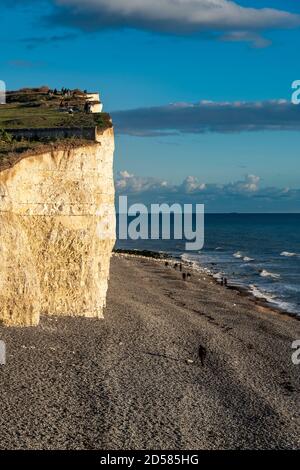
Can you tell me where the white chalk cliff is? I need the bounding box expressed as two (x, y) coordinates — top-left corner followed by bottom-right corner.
(0, 128), (115, 326)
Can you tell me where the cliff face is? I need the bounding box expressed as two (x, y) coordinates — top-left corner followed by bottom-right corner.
(0, 128), (115, 326)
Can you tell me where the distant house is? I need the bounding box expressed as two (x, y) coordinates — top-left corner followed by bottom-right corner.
(86, 92), (103, 113)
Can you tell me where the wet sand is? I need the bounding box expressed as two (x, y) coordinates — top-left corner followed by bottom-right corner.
(0, 253), (299, 449)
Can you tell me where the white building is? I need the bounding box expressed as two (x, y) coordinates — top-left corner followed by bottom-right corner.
(86, 92), (103, 113)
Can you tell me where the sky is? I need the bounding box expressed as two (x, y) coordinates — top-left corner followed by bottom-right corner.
(1, 0), (300, 212)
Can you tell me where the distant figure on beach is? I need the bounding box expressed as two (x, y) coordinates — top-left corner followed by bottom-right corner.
(174, 263), (178, 270)
(165, 261), (169, 267)
(179, 263), (182, 272)
(182, 273), (187, 281)
(198, 345), (207, 366)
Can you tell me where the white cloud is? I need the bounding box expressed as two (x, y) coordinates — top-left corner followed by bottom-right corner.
(119, 170), (134, 179)
(226, 174), (260, 193)
(6, 1), (300, 47)
(116, 171), (300, 212)
(116, 171), (298, 198)
(116, 172), (171, 194)
(220, 31), (272, 48)
(181, 176), (207, 193)
(53, 0), (300, 36)
(116, 171), (300, 211)
(116, 172), (262, 196)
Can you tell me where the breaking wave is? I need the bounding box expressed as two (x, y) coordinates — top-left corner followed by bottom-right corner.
(243, 256), (254, 262)
(259, 269), (280, 279)
(280, 251), (297, 257)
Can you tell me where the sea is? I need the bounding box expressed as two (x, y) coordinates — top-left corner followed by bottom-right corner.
(116, 213), (300, 317)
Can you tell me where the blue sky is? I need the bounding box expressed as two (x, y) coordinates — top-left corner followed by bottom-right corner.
(1, 0), (300, 211)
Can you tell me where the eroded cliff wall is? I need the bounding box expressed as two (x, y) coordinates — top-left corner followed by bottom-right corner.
(0, 128), (115, 326)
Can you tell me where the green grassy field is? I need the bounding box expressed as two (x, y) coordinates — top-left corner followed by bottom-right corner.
(0, 88), (112, 162)
(0, 103), (111, 129)
(1, 88), (112, 129)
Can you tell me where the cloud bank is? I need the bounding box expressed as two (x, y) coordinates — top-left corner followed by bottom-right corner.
(5, 1), (300, 47)
(116, 172), (300, 212)
(111, 100), (300, 136)
(51, 0), (300, 33)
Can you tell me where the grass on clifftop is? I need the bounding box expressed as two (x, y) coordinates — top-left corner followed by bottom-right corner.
(0, 103), (111, 129)
(0, 87), (112, 166)
(2, 88), (112, 129)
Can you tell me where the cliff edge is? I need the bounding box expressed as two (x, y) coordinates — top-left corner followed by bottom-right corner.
(0, 128), (115, 326)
